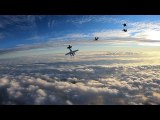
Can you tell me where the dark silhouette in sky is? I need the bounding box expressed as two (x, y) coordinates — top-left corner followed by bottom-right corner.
(95, 37), (99, 41)
(122, 23), (127, 27)
(122, 29), (127, 32)
(65, 45), (78, 56)
(67, 45), (72, 50)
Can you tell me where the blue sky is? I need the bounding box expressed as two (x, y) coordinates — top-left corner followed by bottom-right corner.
(1, 15), (160, 50)
(2, 16), (160, 105)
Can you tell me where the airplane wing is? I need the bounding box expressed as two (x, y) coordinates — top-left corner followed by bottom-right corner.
(65, 52), (71, 55)
(72, 50), (79, 52)
(65, 50), (78, 56)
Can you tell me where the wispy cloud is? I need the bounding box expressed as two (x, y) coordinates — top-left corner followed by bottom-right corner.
(0, 15), (37, 29)
(91, 16), (129, 24)
(47, 33), (92, 41)
(65, 33), (91, 39)
(92, 29), (130, 39)
(48, 19), (55, 29)
(66, 15), (128, 25)
(66, 15), (92, 24)
(138, 42), (160, 46)
(2, 15), (160, 48)
(65, 19), (160, 44)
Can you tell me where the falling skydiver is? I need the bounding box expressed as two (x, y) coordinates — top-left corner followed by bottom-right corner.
(122, 29), (127, 32)
(94, 37), (99, 41)
(122, 23), (127, 27)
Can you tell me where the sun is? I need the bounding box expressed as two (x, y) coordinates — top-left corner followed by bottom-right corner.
(146, 30), (160, 40)
(137, 30), (160, 46)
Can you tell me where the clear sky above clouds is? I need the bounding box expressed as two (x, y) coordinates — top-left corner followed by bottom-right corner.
(1, 15), (160, 50)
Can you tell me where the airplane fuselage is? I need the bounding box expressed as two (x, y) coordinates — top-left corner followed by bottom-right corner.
(65, 49), (78, 56)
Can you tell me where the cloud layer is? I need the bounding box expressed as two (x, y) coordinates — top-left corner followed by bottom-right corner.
(0, 59), (160, 105)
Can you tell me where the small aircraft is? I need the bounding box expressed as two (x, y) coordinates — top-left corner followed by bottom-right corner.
(122, 23), (127, 27)
(95, 37), (99, 41)
(65, 45), (79, 56)
(122, 29), (127, 32)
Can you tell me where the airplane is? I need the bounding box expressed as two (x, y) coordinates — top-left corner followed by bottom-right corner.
(122, 23), (127, 27)
(95, 37), (99, 41)
(122, 29), (127, 32)
(65, 45), (79, 56)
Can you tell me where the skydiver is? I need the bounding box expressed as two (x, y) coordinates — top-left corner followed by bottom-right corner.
(122, 29), (127, 32)
(67, 45), (72, 49)
(122, 23), (127, 27)
(95, 37), (99, 41)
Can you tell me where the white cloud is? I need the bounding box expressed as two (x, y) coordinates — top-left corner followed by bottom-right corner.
(138, 42), (160, 46)
(1, 61), (160, 105)
(131, 29), (160, 40)
(65, 33), (90, 39)
(92, 30), (130, 39)
(75, 68), (94, 73)
(0, 77), (9, 87)
(48, 19), (160, 45)
(67, 15), (129, 25)
(127, 21), (160, 42)
(0, 15), (37, 29)
(48, 19), (160, 46)
(67, 15), (92, 24)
